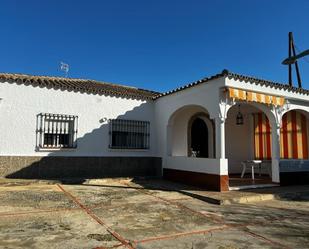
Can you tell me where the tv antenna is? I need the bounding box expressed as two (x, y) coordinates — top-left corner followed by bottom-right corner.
(282, 32), (309, 88)
(60, 62), (69, 77)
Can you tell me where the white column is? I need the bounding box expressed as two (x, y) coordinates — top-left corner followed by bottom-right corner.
(215, 117), (225, 159)
(271, 123), (281, 183)
(215, 117), (228, 177)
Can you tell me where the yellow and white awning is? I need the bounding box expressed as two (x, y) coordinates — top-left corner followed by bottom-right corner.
(228, 88), (247, 101)
(227, 87), (285, 107)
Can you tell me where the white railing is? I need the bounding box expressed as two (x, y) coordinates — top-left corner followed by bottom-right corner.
(164, 156), (227, 175)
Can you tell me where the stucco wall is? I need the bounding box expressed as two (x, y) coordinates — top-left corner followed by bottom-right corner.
(165, 156), (227, 175)
(0, 81), (157, 157)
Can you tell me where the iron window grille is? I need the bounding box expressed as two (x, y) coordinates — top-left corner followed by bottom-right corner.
(109, 119), (150, 149)
(37, 113), (78, 149)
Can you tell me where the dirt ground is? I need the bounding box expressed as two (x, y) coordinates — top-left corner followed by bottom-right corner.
(0, 178), (308, 249)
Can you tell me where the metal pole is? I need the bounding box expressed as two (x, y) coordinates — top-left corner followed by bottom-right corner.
(288, 32), (293, 86)
(290, 33), (302, 88)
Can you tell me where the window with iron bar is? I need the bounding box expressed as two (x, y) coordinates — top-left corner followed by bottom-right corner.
(36, 113), (78, 149)
(109, 119), (150, 149)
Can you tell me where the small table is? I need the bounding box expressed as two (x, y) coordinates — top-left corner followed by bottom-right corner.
(241, 160), (263, 180)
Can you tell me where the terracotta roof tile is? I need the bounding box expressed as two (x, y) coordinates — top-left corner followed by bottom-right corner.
(1, 70), (308, 101)
(155, 69), (309, 99)
(0, 73), (160, 100)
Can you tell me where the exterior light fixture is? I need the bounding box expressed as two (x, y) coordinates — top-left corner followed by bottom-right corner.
(236, 104), (244, 125)
(99, 117), (108, 123)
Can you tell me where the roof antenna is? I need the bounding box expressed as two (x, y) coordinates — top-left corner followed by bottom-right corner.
(282, 32), (309, 88)
(60, 62), (69, 78)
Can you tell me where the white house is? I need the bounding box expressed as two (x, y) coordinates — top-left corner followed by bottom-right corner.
(0, 70), (308, 191)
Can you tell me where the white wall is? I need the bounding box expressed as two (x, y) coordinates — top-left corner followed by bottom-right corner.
(165, 156), (228, 175)
(0, 82), (157, 157)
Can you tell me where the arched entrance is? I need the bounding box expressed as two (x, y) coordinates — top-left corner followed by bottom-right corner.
(225, 103), (275, 189)
(167, 105), (213, 157)
(190, 118), (209, 157)
(165, 105), (222, 191)
(280, 109), (309, 185)
(280, 110), (309, 160)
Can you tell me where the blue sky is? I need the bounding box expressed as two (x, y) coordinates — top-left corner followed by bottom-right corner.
(1, 0), (309, 92)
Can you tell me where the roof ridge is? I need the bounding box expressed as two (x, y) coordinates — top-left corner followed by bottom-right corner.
(1, 70), (308, 100)
(223, 70), (307, 92)
(155, 71), (226, 98)
(0, 72), (160, 100)
(0, 72), (160, 96)
(222, 70), (283, 85)
(0, 72), (90, 82)
(154, 69), (309, 99)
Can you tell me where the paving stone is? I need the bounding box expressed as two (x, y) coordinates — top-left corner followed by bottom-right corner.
(0, 211), (119, 249)
(135, 228), (283, 249)
(0, 179), (308, 249)
(0, 184), (78, 213)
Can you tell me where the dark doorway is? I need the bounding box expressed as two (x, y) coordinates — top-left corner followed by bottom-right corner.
(191, 118), (209, 157)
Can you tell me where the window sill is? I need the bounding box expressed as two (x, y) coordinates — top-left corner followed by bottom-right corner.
(36, 147), (77, 152)
(108, 148), (149, 152)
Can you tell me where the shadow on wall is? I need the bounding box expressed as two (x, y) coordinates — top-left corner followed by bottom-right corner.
(3, 100), (162, 182)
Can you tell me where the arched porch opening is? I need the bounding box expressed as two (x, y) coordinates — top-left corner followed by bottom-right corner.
(280, 109), (309, 185)
(225, 103), (275, 189)
(164, 105), (224, 191)
(167, 105), (214, 158)
(280, 109), (309, 160)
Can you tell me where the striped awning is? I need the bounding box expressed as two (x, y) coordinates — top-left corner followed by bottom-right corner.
(227, 87), (285, 107)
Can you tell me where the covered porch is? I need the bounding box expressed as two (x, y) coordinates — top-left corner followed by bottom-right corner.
(155, 71), (309, 192)
(163, 90), (309, 191)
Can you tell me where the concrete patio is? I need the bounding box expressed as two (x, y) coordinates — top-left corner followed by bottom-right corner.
(0, 178), (308, 249)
